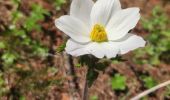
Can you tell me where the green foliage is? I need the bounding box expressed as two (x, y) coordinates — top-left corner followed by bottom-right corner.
(0, 0), (67, 98)
(12, 0), (21, 4)
(0, 73), (4, 86)
(2, 52), (18, 66)
(111, 56), (126, 64)
(90, 95), (98, 100)
(111, 74), (126, 90)
(56, 42), (66, 53)
(19, 95), (26, 100)
(133, 6), (170, 65)
(165, 85), (170, 98)
(54, 0), (66, 10)
(0, 42), (6, 49)
(12, 11), (23, 24)
(0, 0), (67, 97)
(79, 55), (124, 87)
(24, 4), (49, 31)
(32, 42), (49, 57)
(0, 1), (51, 67)
(75, 63), (82, 68)
(47, 67), (58, 75)
(141, 97), (149, 100)
(0, 72), (7, 96)
(140, 75), (157, 89)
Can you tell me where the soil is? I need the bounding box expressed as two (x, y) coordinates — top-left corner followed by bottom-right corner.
(0, 0), (170, 100)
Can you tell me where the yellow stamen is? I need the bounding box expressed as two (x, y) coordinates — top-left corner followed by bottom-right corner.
(90, 24), (108, 42)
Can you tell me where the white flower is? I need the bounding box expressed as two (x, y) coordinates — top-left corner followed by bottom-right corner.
(55, 0), (146, 58)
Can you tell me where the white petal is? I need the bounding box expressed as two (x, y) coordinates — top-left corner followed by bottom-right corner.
(86, 42), (120, 58)
(55, 15), (91, 43)
(106, 8), (140, 40)
(111, 0), (122, 15)
(118, 33), (146, 54)
(86, 43), (105, 58)
(66, 39), (120, 58)
(65, 40), (105, 58)
(65, 39), (89, 56)
(101, 42), (119, 58)
(90, 0), (115, 26)
(65, 34), (145, 58)
(70, 0), (94, 26)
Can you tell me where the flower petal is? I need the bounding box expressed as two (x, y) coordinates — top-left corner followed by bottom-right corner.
(65, 39), (119, 58)
(90, 0), (115, 26)
(106, 8), (140, 40)
(117, 33), (146, 54)
(65, 34), (145, 58)
(70, 0), (94, 26)
(101, 42), (119, 58)
(65, 40), (104, 58)
(55, 15), (91, 43)
(86, 43), (105, 58)
(65, 39), (89, 56)
(111, 0), (121, 15)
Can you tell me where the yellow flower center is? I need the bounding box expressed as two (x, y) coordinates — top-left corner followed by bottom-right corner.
(90, 24), (108, 42)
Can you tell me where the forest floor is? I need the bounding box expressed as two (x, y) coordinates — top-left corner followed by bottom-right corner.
(0, 0), (170, 100)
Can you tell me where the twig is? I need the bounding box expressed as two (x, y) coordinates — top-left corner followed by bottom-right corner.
(130, 80), (170, 100)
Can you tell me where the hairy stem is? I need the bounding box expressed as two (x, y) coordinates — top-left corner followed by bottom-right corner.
(82, 73), (88, 100)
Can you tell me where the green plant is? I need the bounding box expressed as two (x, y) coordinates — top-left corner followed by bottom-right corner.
(133, 6), (170, 65)
(75, 63), (82, 68)
(0, 0), (67, 98)
(54, 0), (66, 10)
(140, 75), (157, 89)
(90, 95), (98, 100)
(111, 74), (126, 90)
(0, 1), (50, 67)
(0, 42), (6, 49)
(56, 41), (66, 53)
(24, 4), (49, 31)
(0, 72), (8, 96)
(2, 52), (18, 66)
(19, 95), (26, 100)
(165, 85), (170, 98)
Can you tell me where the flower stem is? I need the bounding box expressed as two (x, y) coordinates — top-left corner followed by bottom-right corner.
(80, 55), (99, 100)
(82, 76), (88, 100)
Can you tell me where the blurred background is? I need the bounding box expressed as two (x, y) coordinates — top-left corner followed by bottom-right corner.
(0, 0), (170, 100)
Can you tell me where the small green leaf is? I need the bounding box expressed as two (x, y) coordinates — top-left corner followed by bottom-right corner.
(111, 74), (126, 90)
(12, 0), (21, 4)
(19, 95), (26, 100)
(134, 6), (170, 66)
(165, 85), (170, 98)
(2, 52), (17, 65)
(24, 17), (41, 31)
(75, 63), (82, 68)
(56, 42), (66, 53)
(12, 29), (26, 38)
(12, 11), (23, 23)
(0, 42), (6, 49)
(141, 76), (157, 89)
(54, 0), (66, 10)
(0, 73), (4, 86)
(48, 67), (58, 75)
(33, 45), (49, 57)
(31, 4), (49, 16)
(90, 95), (98, 100)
